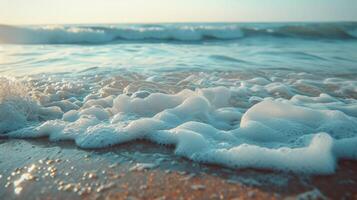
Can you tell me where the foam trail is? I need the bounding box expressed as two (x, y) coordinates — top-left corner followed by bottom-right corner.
(3, 81), (357, 174)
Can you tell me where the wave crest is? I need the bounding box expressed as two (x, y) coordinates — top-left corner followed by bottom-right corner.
(1, 23), (356, 44)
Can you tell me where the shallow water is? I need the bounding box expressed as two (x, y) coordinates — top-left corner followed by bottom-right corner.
(0, 22), (357, 174)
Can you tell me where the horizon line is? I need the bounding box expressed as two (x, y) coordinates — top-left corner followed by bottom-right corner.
(2, 20), (357, 26)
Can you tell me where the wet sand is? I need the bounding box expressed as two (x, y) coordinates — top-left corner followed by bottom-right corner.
(0, 139), (357, 200)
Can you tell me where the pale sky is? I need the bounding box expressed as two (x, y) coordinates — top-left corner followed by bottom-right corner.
(1, 0), (357, 25)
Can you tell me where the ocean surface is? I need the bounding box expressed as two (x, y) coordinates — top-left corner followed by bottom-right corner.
(0, 22), (357, 174)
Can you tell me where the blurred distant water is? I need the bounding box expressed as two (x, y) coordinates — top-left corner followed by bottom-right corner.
(0, 22), (357, 76)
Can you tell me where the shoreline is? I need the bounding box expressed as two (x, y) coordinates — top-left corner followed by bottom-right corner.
(1, 139), (357, 199)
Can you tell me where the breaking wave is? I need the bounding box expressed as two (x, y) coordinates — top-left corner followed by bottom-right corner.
(1, 22), (357, 44)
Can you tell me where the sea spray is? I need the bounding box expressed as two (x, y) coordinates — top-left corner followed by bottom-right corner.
(0, 77), (62, 133)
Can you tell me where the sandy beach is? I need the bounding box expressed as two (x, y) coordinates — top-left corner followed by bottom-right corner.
(1, 139), (356, 200)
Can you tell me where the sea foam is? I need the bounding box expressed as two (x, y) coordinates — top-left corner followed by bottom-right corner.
(2, 72), (357, 174)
